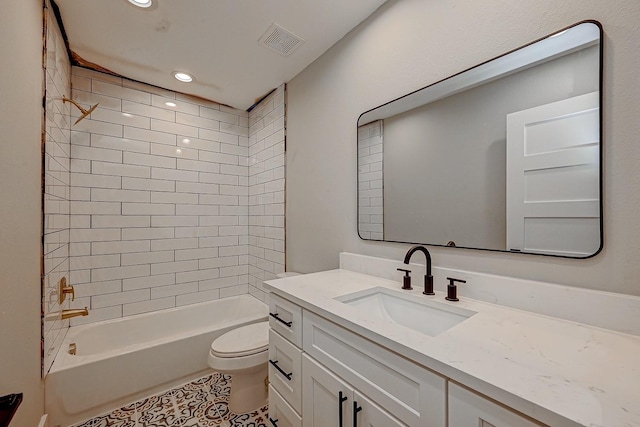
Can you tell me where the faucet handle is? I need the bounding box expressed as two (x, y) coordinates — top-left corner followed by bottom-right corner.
(58, 277), (75, 304)
(445, 277), (466, 301)
(397, 268), (413, 290)
(62, 284), (75, 302)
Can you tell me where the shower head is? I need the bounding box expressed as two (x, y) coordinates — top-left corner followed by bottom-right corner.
(62, 96), (99, 125)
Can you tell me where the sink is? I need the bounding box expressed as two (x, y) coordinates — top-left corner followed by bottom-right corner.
(335, 287), (476, 337)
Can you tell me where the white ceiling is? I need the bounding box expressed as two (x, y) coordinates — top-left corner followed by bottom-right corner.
(54, 0), (387, 110)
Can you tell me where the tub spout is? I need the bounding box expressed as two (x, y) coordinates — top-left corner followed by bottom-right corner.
(61, 307), (89, 320)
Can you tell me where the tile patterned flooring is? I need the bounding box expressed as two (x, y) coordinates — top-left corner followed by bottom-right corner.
(72, 372), (268, 427)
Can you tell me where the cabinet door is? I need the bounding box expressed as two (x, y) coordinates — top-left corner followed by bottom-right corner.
(449, 383), (543, 427)
(354, 390), (407, 427)
(302, 354), (353, 427)
(303, 310), (445, 426)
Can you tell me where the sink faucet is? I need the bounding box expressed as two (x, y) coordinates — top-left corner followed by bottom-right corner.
(403, 245), (434, 295)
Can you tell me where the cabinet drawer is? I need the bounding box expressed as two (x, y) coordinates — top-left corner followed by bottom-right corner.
(448, 383), (545, 427)
(269, 293), (303, 347)
(303, 310), (446, 427)
(269, 329), (302, 414)
(269, 385), (302, 427)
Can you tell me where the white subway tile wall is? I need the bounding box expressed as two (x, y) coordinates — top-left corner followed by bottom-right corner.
(247, 86), (286, 302)
(43, 5), (72, 374)
(357, 120), (384, 240)
(68, 68), (285, 323)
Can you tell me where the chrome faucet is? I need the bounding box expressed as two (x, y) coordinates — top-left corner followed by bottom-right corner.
(403, 245), (434, 295)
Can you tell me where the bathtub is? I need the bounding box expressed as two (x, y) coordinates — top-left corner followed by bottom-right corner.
(45, 294), (268, 427)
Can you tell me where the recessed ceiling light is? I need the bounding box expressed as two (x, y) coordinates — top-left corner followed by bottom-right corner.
(127, 0), (153, 8)
(165, 101), (177, 107)
(173, 72), (194, 83)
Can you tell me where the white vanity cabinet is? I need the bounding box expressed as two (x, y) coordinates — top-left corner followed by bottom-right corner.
(302, 310), (446, 427)
(268, 293), (304, 427)
(268, 292), (545, 427)
(448, 383), (543, 427)
(303, 354), (405, 427)
(267, 293), (446, 427)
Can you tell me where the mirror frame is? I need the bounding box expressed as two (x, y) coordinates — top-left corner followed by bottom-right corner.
(356, 20), (604, 259)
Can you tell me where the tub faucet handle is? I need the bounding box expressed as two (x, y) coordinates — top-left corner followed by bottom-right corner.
(62, 284), (75, 302)
(58, 277), (75, 304)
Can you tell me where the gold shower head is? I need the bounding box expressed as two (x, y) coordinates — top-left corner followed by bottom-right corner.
(62, 96), (99, 125)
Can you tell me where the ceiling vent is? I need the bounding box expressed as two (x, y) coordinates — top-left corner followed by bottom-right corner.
(259, 23), (305, 56)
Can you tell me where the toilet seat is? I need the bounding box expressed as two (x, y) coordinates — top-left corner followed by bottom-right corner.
(210, 321), (269, 358)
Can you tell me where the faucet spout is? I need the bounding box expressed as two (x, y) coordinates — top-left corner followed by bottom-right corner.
(403, 245), (434, 295)
(61, 307), (89, 320)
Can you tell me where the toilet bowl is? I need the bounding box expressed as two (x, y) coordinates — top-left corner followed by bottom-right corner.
(208, 321), (270, 414)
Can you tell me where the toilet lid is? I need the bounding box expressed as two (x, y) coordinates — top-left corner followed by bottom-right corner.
(210, 321), (269, 358)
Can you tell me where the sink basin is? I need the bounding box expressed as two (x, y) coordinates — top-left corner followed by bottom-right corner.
(336, 287), (476, 337)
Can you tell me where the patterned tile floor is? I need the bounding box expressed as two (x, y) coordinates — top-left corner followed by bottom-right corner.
(72, 372), (268, 427)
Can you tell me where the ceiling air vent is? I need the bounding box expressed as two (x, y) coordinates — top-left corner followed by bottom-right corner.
(259, 23), (305, 56)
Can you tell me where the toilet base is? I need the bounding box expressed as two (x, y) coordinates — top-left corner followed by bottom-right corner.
(227, 363), (268, 414)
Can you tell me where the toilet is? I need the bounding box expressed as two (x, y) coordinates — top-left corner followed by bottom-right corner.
(208, 321), (270, 413)
(208, 272), (300, 413)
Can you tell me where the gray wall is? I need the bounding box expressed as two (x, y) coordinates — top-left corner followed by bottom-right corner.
(0, 0), (46, 424)
(287, 0), (640, 296)
(382, 46), (599, 249)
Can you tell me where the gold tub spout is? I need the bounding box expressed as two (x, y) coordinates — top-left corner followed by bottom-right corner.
(61, 307), (89, 320)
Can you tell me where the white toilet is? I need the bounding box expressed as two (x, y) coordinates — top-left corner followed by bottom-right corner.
(208, 321), (270, 413)
(208, 273), (300, 413)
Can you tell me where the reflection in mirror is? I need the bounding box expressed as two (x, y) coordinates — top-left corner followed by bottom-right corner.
(357, 21), (602, 258)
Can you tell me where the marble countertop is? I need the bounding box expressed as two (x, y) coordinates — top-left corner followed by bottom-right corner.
(264, 269), (640, 427)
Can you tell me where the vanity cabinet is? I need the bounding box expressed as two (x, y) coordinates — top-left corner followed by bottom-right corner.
(268, 293), (545, 427)
(302, 354), (405, 427)
(302, 310), (446, 426)
(448, 383), (543, 427)
(267, 295), (445, 426)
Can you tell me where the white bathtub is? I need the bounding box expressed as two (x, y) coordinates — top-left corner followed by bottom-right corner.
(45, 294), (268, 427)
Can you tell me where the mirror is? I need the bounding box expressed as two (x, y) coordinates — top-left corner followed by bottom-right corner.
(357, 21), (602, 258)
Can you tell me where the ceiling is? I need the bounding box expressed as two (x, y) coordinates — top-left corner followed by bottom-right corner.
(53, 0), (387, 111)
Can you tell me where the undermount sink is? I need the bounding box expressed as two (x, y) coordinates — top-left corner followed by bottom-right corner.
(336, 287), (476, 337)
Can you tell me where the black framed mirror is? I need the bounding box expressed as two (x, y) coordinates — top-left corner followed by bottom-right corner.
(357, 21), (602, 258)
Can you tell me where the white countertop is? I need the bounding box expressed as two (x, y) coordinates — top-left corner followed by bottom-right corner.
(264, 269), (640, 427)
